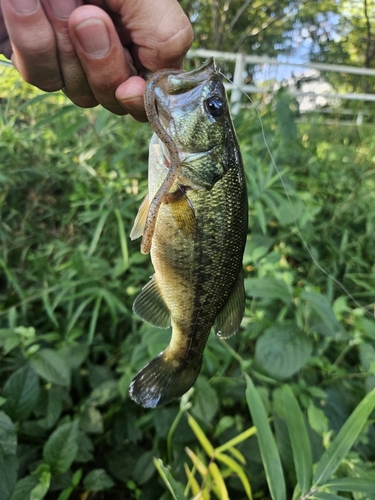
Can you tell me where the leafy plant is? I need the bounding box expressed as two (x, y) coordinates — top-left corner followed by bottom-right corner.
(1, 58), (375, 500)
(156, 384), (375, 500)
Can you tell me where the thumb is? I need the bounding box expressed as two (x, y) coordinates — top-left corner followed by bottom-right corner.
(101, 0), (193, 71)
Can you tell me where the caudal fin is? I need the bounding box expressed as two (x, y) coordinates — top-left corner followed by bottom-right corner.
(129, 352), (202, 408)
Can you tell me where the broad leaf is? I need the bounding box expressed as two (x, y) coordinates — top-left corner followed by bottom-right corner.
(0, 455), (18, 500)
(133, 452), (155, 485)
(30, 349), (71, 387)
(245, 277), (291, 304)
(0, 412), (17, 458)
(29, 470), (51, 500)
(9, 476), (39, 500)
(2, 364), (41, 421)
(36, 388), (64, 430)
(80, 406), (103, 434)
(87, 380), (118, 407)
(301, 292), (343, 336)
(255, 324), (312, 379)
(83, 469), (115, 491)
(43, 420), (79, 475)
(191, 376), (219, 423)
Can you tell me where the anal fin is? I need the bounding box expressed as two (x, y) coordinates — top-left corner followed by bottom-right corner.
(130, 194), (149, 240)
(214, 269), (245, 338)
(133, 275), (171, 328)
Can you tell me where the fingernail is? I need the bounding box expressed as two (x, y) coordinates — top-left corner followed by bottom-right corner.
(75, 19), (111, 57)
(47, 0), (75, 19)
(12, 0), (38, 14)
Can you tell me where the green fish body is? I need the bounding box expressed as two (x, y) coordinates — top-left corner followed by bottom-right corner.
(129, 60), (248, 408)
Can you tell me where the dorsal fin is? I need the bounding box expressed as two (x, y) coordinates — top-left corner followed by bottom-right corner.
(214, 269), (245, 338)
(133, 275), (171, 328)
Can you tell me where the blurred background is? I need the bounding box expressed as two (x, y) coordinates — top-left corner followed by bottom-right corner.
(1, 1), (375, 499)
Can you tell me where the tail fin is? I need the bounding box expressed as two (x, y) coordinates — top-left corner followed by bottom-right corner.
(129, 351), (202, 408)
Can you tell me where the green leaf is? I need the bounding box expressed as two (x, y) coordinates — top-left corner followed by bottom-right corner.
(153, 459), (187, 500)
(9, 476), (39, 500)
(114, 208), (129, 273)
(313, 388), (375, 486)
(59, 345), (89, 370)
(87, 294), (102, 346)
(87, 380), (119, 407)
(57, 487), (74, 500)
(75, 434), (94, 463)
(245, 277), (291, 304)
(2, 364), (41, 421)
(43, 420), (79, 475)
(36, 388), (64, 430)
(254, 201), (267, 234)
(0, 412), (17, 458)
(133, 452), (155, 485)
(191, 376), (219, 423)
(301, 292), (343, 336)
(274, 198), (305, 226)
(30, 349), (71, 386)
(87, 210), (110, 257)
(245, 375), (286, 500)
(0, 455), (18, 500)
(30, 470), (51, 500)
(307, 401), (329, 436)
(80, 406), (103, 434)
(83, 469), (115, 491)
(255, 324), (312, 379)
(311, 493), (350, 500)
(281, 385), (312, 494)
(324, 477), (375, 493)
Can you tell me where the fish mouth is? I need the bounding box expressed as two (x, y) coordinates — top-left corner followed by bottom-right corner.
(153, 58), (218, 132)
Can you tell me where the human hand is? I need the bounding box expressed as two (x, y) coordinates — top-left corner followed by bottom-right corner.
(0, 0), (193, 120)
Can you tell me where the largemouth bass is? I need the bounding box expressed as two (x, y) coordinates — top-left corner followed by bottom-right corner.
(129, 59), (248, 408)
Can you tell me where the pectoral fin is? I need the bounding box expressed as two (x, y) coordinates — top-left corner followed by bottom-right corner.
(214, 270), (245, 338)
(168, 192), (196, 239)
(130, 194), (149, 240)
(133, 275), (171, 328)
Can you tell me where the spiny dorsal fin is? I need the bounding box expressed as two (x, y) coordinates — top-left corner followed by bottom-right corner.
(214, 269), (245, 338)
(133, 275), (171, 328)
(168, 192), (196, 239)
(130, 194), (149, 240)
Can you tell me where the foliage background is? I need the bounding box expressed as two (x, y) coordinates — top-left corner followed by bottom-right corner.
(1, 1), (375, 498)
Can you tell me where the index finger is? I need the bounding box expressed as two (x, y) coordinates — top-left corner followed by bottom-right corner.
(1, 0), (63, 91)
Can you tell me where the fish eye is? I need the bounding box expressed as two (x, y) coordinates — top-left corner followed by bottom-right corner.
(204, 96), (226, 118)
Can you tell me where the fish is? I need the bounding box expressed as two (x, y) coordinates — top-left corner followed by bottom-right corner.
(129, 59), (248, 408)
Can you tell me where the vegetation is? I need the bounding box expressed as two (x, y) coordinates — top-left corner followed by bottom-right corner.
(1, 2), (375, 497)
(183, 0), (375, 95)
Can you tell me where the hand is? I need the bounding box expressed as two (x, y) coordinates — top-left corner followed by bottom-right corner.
(0, 0), (193, 120)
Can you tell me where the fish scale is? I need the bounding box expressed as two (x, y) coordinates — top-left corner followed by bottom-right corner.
(129, 59), (248, 408)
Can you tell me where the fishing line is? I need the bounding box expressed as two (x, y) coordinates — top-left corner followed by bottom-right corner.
(219, 70), (374, 319)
